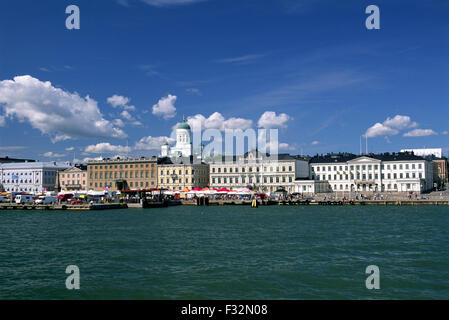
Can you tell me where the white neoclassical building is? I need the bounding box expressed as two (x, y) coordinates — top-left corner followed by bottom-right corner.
(209, 150), (309, 193)
(161, 119), (193, 158)
(294, 152), (434, 195)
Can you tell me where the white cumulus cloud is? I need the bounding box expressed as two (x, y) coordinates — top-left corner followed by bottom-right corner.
(365, 123), (399, 138)
(135, 136), (174, 150)
(403, 129), (438, 137)
(383, 115), (418, 130)
(85, 143), (131, 154)
(121, 110), (133, 121)
(42, 152), (66, 158)
(152, 94), (177, 120)
(107, 94), (135, 111)
(365, 115), (419, 138)
(257, 111), (291, 129)
(0, 75), (127, 142)
(186, 112), (253, 131)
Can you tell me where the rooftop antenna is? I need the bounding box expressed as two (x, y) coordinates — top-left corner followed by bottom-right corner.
(366, 135), (368, 154)
(360, 136), (362, 155)
(126, 140), (129, 159)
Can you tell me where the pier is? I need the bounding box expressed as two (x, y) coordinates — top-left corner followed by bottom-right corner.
(1, 200), (449, 211)
(0, 203), (127, 211)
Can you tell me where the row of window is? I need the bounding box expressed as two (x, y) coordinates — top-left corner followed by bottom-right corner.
(314, 172), (424, 181)
(211, 166), (293, 174)
(159, 177), (206, 184)
(313, 163), (423, 172)
(90, 181), (155, 188)
(2, 179), (40, 184)
(1, 172), (46, 176)
(159, 169), (204, 176)
(301, 183), (417, 191)
(211, 176), (293, 184)
(91, 171), (155, 179)
(61, 181), (85, 185)
(90, 163), (155, 170)
(3, 187), (42, 192)
(61, 173), (86, 178)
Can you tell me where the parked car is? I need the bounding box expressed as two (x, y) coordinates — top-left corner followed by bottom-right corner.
(71, 199), (83, 205)
(15, 194), (34, 204)
(35, 196), (56, 205)
(0, 195), (10, 203)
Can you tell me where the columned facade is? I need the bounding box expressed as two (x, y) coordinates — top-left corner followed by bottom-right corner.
(309, 153), (434, 195)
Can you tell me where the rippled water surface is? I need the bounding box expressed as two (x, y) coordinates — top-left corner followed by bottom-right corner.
(0, 206), (448, 299)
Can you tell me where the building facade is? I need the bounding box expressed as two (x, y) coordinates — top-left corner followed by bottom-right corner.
(304, 152), (434, 195)
(157, 157), (209, 191)
(57, 165), (88, 192)
(208, 150), (310, 193)
(428, 157), (448, 189)
(294, 180), (331, 195)
(87, 157), (158, 191)
(0, 161), (72, 193)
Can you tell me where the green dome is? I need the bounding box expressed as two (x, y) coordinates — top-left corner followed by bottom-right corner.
(177, 122), (191, 130)
(162, 141), (169, 146)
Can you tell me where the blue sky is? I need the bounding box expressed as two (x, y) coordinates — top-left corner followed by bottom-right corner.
(0, 0), (448, 162)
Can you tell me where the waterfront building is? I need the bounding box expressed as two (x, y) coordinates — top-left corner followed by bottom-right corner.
(299, 152), (434, 195)
(57, 165), (88, 192)
(160, 118), (193, 158)
(87, 157), (157, 191)
(208, 150), (310, 193)
(0, 161), (72, 193)
(157, 156), (209, 191)
(424, 156), (448, 189)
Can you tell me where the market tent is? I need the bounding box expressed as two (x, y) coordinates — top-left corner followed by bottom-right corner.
(218, 187), (231, 193)
(234, 188), (253, 194)
(87, 190), (106, 196)
(182, 188), (191, 193)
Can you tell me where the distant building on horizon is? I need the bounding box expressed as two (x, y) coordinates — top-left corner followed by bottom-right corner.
(401, 148), (443, 158)
(0, 156), (35, 164)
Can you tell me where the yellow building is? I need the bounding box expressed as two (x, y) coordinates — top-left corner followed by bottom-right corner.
(157, 157), (209, 191)
(87, 157), (157, 191)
